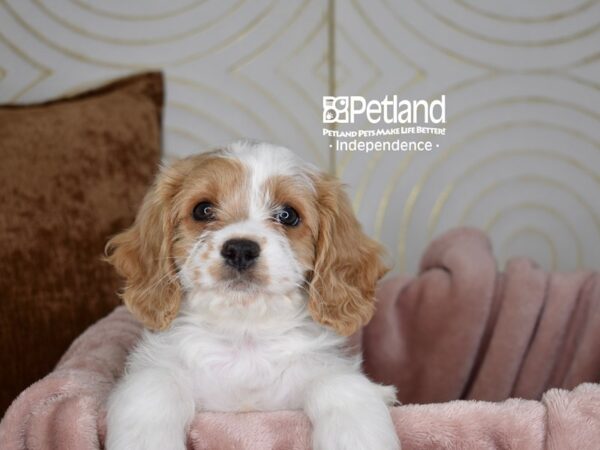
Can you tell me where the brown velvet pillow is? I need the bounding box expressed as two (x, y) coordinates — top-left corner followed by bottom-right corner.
(0, 72), (163, 416)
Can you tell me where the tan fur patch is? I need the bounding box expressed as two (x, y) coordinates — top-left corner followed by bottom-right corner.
(207, 261), (223, 281)
(193, 268), (202, 283)
(177, 154), (249, 234)
(105, 151), (250, 330)
(306, 173), (389, 336)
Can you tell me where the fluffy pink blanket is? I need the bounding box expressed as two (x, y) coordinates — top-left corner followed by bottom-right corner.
(1, 228), (599, 449)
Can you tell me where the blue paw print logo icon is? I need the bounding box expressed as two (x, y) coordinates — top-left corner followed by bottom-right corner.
(323, 96), (349, 123)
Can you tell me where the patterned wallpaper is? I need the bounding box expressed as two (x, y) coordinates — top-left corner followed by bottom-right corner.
(1, 0), (598, 273)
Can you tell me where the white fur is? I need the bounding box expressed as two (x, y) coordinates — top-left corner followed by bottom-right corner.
(106, 142), (400, 450)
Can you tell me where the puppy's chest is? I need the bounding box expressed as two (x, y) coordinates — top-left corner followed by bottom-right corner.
(189, 333), (305, 411)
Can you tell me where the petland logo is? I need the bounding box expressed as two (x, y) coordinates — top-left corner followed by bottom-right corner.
(323, 95), (446, 124)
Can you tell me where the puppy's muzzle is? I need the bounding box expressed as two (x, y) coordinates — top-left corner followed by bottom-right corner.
(221, 238), (260, 271)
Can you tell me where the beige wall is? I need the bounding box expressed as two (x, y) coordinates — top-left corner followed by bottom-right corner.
(1, 0), (598, 272)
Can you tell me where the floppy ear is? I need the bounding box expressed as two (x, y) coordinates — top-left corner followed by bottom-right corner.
(308, 173), (388, 336)
(105, 168), (182, 331)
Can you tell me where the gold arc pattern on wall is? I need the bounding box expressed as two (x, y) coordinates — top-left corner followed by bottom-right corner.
(69, 0), (206, 21)
(454, 0), (596, 24)
(379, 0), (599, 71)
(33, 0), (246, 46)
(482, 202), (584, 269)
(229, 0), (326, 166)
(0, 0), (598, 272)
(423, 93), (600, 239)
(428, 149), (600, 238)
(168, 76), (275, 138)
(502, 227), (559, 270)
(0, 32), (52, 101)
(395, 119), (598, 273)
(334, 0), (595, 272)
(347, 71), (494, 214)
(2, 0), (276, 69)
(417, 0), (600, 47)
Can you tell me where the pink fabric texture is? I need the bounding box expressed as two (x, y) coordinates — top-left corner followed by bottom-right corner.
(1, 227), (599, 449)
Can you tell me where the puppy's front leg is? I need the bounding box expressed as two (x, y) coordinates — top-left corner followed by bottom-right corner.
(106, 367), (195, 450)
(304, 372), (400, 450)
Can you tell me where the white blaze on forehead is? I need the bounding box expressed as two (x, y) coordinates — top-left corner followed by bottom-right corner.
(222, 141), (316, 220)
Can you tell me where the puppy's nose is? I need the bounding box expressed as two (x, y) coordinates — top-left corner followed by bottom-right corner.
(221, 239), (260, 271)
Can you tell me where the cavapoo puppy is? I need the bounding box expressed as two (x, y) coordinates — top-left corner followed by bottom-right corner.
(105, 141), (400, 450)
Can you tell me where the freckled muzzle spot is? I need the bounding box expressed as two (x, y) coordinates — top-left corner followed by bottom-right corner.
(193, 268), (202, 283)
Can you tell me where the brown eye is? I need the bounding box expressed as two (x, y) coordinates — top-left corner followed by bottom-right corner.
(275, 205), (300, 227)
(192, 202), (215, 221)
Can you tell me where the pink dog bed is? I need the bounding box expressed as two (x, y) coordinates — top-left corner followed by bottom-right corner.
(1, 228), (599, 449)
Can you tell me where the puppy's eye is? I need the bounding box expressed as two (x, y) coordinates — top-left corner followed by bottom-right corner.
(192, 202), (215, 221)
(274, 205), (300, 227)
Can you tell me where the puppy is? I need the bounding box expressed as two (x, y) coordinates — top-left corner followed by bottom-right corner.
(105, 141), (400, 450)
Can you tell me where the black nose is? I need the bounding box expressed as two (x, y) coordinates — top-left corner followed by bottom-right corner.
(221, 239), (261, 271)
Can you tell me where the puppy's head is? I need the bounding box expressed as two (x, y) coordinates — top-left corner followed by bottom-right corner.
(106, 142), (387, 335)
